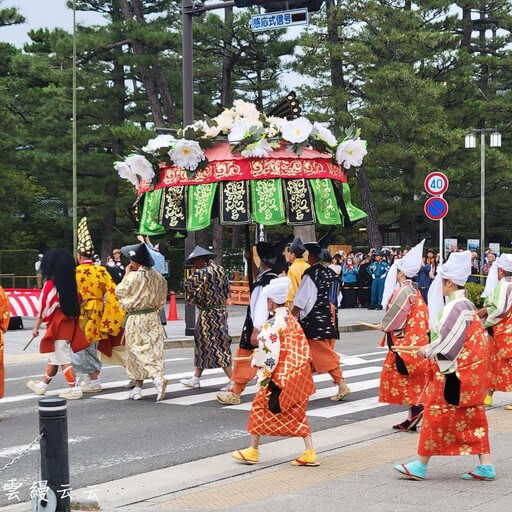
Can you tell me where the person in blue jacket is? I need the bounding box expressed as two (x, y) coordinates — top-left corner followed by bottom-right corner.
(367, 251), (389, 310)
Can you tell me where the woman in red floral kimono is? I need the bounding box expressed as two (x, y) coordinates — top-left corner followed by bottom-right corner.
(395, 251), (495, 482)
(231, 277), (318, 467)
(378, 240), (430, 431)
(0, 285), (10, 399)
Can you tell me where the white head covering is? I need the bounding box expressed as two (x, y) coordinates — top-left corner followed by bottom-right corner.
(481, 253), (512, 298)
(381, 239), (425, 308)
(263, 276), (291, 305)
(428, 250), (471, 329)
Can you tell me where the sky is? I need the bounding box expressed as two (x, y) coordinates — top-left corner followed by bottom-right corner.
(1, 0), (105, 46)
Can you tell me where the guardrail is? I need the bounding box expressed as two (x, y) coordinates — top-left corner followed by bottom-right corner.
(0, 274), (39, 289)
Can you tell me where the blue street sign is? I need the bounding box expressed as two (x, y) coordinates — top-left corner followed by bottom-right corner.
(250, 8), (309, 32)
(424, 196), (449, 221)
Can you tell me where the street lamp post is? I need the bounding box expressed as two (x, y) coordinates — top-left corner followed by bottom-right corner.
(464, 128), (501, 275)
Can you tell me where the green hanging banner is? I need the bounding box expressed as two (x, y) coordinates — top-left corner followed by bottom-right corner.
(341, 182), (367, 223)
(138, 189), (166, 236)
(250, 179), (286, 225)
(187, 182), (218, 231)
(310, 178), (342, 225)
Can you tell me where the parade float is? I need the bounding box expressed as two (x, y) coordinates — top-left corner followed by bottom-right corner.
(114, 98), (368, 234)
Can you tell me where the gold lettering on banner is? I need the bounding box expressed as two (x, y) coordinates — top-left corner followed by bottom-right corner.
(254, 180), (279, 221)
(213, 162), (243, 179)
(160, 159), (345, 186)
(223, 181), (246, 221)
(316, 179), (335, 219)
(161, 162), (242, 186)
(192, 183), (215, 224)
(287, 179), (310, 221)
(250, 159), (340, 179)
(163, 186), (186, 228)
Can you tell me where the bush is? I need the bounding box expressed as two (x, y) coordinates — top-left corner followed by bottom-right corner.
(465, 282), (485, 309)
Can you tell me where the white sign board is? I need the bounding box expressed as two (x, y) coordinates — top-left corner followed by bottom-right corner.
(444, 238), (458, 256)
(467, 239), (480, 251)
(489, 243), (500, 256)
(250, 8), (309, 32)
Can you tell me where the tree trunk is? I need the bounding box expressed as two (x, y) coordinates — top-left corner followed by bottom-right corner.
(460, 5), (472, 51)
(118, 0), (165, 126)
(357, 166), (382, 249)
(398, 162), (417, 247)
(220, 6), (235, 107)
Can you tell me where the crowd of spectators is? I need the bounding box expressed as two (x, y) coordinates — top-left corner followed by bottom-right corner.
(331, 245), (495, 309)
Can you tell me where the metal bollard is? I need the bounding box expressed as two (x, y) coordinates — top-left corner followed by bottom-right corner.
(39, 397), (70, 512)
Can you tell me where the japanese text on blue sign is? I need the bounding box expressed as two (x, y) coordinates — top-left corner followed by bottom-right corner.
(250, 9), (309, 32)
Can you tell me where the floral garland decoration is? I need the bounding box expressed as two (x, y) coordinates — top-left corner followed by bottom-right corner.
(114, 99), (367, 188)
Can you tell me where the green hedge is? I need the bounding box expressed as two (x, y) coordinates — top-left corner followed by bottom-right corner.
(464, 282), (485, 309)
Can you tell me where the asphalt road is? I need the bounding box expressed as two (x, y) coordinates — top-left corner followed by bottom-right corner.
(0, 329), (393, 507)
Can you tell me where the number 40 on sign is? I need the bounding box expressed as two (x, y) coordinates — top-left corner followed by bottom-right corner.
(424, 172), (449, 196)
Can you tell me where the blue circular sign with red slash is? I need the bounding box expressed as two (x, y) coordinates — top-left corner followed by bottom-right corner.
(424, 196), (449, 221)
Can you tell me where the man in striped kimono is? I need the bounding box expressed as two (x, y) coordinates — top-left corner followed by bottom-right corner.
(478, 253), (512, 408)
(180, 246), (233, 389)
(378, 240), (430, 431)
(395, 250), (495, 482)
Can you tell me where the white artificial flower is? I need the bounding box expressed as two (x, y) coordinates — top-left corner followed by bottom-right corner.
(281, 117), (313, 144)
(142, 134), (176, 154)
(114, 161), (139, 188)
(233, 99), (260, 120)
(186, 120), (221, 138)
(125, 154), (155, 181)
(228, 119), (250, 143)
(313, 122), (337, 147)
(241, 138), (273, 158)
(266, 116), (287, 137)
(203, 123), (222, 138)
(169, 139), (205, 170)
(335, 138), (368, 169)
(213, 109), (236, 132)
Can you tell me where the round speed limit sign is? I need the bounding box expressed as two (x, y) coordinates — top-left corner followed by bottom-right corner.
(424, 172), (449, 196)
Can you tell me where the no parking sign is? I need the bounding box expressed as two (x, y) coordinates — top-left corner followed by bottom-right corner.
(424, 196), (449, 220)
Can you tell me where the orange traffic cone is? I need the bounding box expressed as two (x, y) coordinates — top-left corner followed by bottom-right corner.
(167, 291), (180, 321)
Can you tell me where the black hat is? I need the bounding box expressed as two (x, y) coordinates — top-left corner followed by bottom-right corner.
(320, 248), (333, 263)
(289, 237), (306, 257)
(256, 243), (285, 274)
(304, 226), (336, 260)
(184, 245), (217, 267)
(121, 243), (155, 267)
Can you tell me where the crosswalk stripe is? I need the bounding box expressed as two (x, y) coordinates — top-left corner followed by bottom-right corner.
(229, 377), (382, 412)
(308, 396), (388, 418)
(136, 367), (383, 407)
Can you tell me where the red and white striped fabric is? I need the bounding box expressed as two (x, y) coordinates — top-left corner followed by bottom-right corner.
(4, 288), (41, 317)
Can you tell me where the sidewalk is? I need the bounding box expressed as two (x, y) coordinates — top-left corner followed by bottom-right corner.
(3, 304), (384, 362)
(4, 399), (512, 512)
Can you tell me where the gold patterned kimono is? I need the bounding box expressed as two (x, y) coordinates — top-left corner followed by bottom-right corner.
(248, 308), (315, 438)
(115, 267), (167, 380)
(76, 262), (125, 344)
(0, 286), (11, 399)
